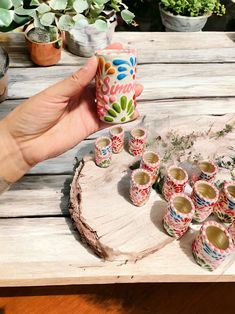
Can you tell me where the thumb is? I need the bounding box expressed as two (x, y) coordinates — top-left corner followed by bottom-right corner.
(45, 56), (98, 98)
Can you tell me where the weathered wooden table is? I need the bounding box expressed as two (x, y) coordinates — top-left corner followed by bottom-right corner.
(0, 32), (235, 287)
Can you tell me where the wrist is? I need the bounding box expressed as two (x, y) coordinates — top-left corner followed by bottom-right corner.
(0, 120), (31, 183)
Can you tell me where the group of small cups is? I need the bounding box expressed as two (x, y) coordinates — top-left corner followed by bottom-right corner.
(94, 127), (235, 272)
(162, 161), (235, 271)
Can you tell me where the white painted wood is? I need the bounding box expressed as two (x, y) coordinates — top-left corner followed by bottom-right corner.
(0, 217), (234, 286)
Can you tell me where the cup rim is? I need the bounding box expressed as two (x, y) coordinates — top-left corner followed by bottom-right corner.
(130, 127), (147, 139)
(95, 48), (137, 56)
(131, 168), (152, 189)
(95, 136), (112, 149)
(142, 150), (160, 166)
(169, 193), (195, 217)
(109, 125), (124, 136)
(224, 181), (235, 202)
(167, 165), (188, 184)
(193, 180), (219, 202)
(199, 160), (218, 175)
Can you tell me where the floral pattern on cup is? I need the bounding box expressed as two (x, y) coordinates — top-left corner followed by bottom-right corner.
(140, 151), (160, 184)
(109, 125), (124, 154)
(190, 160), (218, 186)
(163, 193), (195, 239)
(129, 127), (147, 156)
(162, 166), (188, 201)
(130, 169), (152, 207)
(95, 137), (112, 168)
(192, 221), (234, 271)
(214, 181), (235, 223)
(191, 180), (219, 223)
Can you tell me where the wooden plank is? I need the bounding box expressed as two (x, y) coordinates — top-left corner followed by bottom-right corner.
(0, 217), (234, 286)
(7, 63), (235, 100)
(0, 175), (70, 218)
(1, 32), (235, 67)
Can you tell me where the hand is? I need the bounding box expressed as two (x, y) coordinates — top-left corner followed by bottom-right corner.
(0, 43), (143, 183)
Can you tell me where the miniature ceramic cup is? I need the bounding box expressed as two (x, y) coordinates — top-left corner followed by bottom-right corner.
(214, 181), (235, 223)
(162, 166), (188, 201)
(95, 48), (137, 124)
(192, 221), (234, 271)
(140, 151), (161, 184)
(191, 180), (219, 223)
(190, 160), (218, 185)
(109, 125), (124, 154)
(163, 193), (195, 239)
(228, 221), (235, 244)
(130, 169), (152, 207)
(129, 127), (147, 156)
(95, 137), (112, 168)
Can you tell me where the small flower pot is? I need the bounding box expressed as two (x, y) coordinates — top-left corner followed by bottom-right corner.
(95, 48), (137, 124)
(159, 5), (210, 32)
(192, 180), (219, 223)
(162, 166), (188, 201)
(25, 26), (62, 66)
(140, 151), (161, 184)
(128, 127), (147, 156)
(130, 169), (152, 207)
(0, 47), (9, 103)
(95, 137), (112, 168)
(190, 160), (218, 185)
(163, 193), (195, 239)
(109, 125), (124, 154)
(192, 221), (234, 271)
(214, 181), (235, 223)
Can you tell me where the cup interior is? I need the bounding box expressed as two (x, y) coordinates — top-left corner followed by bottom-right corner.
(132, 128), (145, 138)
(227, 184), (235, 198)
(143, 152), (159, 164)
(111, 126), (123, 135)
(199, 161), (216, 174)
(196, 182), (216, 199)
(206, 226), (229, 250)
(134, 171), (150, 186)
(96, 138), (110, 148)
(173, 196), (192, 214)
(169, 167), (186, 181)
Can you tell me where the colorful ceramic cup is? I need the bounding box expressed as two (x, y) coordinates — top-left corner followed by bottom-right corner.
(109, 125), (124, 154)
(190, 160), (218, 185)
(95, 137), (112, 168)
(162, 166), (188, 201)
(192, 221), (234, 271)
(163, 193), (195, 239)
(191, 180), (219, 223)
(130, 169), (152, 207)
(95, 48), (137, 124)
(140, 151), (161, 184)
(128, 127), (147, 156)
(228, 221), (235, 244)
(214, 181), (235, 223)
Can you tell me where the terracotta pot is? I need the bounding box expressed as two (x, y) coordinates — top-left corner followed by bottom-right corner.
(0, 47), (9, 103)
(25, 27), (62, 66)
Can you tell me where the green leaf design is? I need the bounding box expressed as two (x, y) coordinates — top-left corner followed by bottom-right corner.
(120, 96), (127, 110)
(40, 12), (55, 26)
(0, 9), (14, 27)
(107, 109), (117, 117)
(49, 0), (67, 10)
(104, 116), (114, 122)
(112, 103), (121, 113)
(0, 0), (12, 10)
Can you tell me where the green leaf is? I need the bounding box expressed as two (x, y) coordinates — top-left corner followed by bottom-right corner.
(30, 0), (40, 5)
(121, 9), (135, 24)
(120, 96), (127, 110)
(0, 0), (12, 10)
(13, 13), (30, 25)
(40, 12), (55, 26)
(58, 15), (74, 31)
(94, 0), (109, 5)
(73, 0), (89, 13)
(0, 8), (14, 27)
(15, 6), (36, 17)
(73, 13), (86, 22)
(37, 3), (51, 14)
(49, 0), (67, 10)
(12, 0), (22, 8)
(94, 19), (107, 31)
(74, 17), (88, 29)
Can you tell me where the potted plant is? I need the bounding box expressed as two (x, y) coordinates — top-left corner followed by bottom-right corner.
(158, 0), (226, 32)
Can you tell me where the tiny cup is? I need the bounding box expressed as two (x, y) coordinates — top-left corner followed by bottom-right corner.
(130, 169), (152, 207)
(109, 125), (124, 154)
(214, 181), (235, 223)
(95, 137), (112, 168)
(163, 193), (195, 239)
(162, 166), (188, 201)
(192, 180), (219, 223)
(140, 151), (161, 184)
(129, 127), (147, 156)
(190, 160), (218, 185)
(192, 221), (234, 271)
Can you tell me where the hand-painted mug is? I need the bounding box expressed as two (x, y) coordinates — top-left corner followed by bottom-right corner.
(95, 137), (112, 168)
(140, 151), (161, 184)
(214, 181), (235, 223)
(130, 169), (152, 207)
(190, 160), (218, 185)
(128, 127), (147, 156)
(95, 48), (137, 124)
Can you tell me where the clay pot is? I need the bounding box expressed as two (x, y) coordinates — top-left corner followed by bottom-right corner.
(0, 47), (9, 103)
(25, 27), (62, 66)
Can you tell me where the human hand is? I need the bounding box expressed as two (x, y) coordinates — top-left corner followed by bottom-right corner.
(0, 43), (143, 183)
